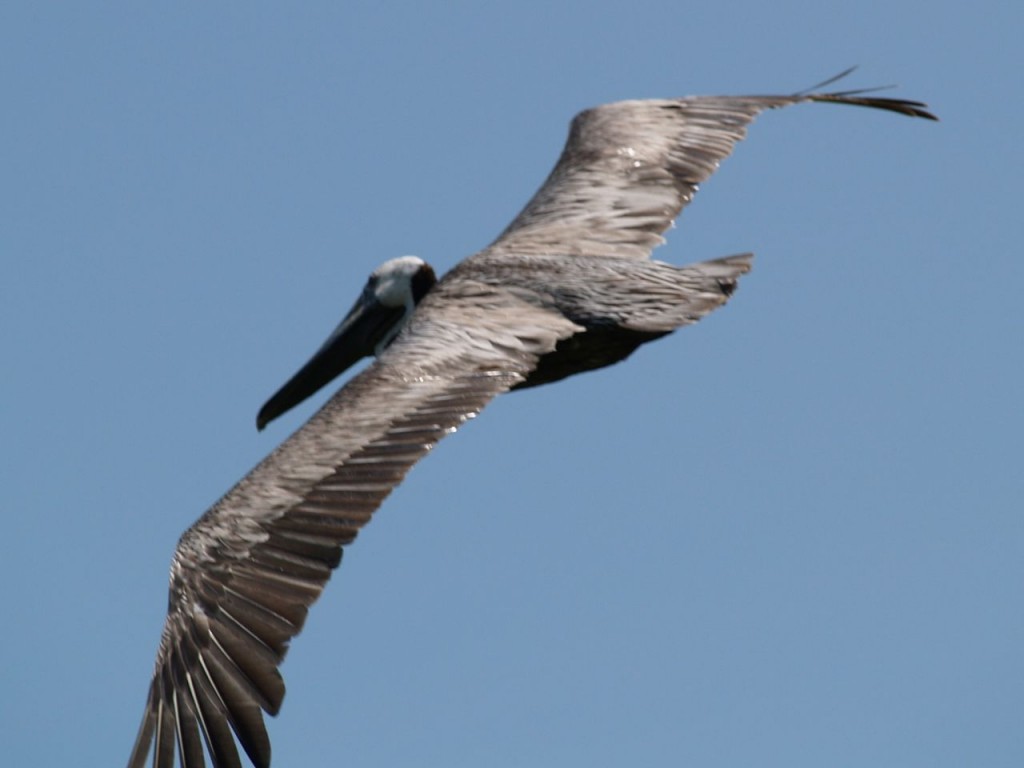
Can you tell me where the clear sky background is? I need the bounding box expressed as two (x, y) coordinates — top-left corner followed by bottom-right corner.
(2, 4), (1020, 767)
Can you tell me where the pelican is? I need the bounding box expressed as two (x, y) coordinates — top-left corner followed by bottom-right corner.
(127, 72), (936, 768)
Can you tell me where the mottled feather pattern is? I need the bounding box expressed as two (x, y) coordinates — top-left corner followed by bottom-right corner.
(129, 296), (579, 768)
(128, 78), (934, 768)
(453, 252), (752, 332)
(488, 93), (932, 262)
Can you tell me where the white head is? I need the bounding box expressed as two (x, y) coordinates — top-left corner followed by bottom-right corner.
(368, 255), (436, 312)
(364, 256), (437, 354)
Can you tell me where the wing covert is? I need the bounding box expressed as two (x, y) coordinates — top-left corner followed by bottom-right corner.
(128, 285), (582, 768)
(484, 88), (933, 262)
(486, 97), (778, 261)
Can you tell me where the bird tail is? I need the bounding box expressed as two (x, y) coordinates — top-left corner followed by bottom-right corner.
(621, 252), (753, 333)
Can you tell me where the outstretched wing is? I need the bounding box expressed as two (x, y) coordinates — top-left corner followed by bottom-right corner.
(127, 283), (582, 768)
(484, 82), (935, 262)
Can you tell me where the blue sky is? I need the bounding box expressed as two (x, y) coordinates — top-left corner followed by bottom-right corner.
(2, 3), (1020, 767)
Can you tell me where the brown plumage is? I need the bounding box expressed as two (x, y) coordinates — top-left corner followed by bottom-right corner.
(127, 73), (935, 768)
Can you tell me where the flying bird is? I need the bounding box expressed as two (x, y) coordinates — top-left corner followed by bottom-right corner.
(127, 72), (936, 768)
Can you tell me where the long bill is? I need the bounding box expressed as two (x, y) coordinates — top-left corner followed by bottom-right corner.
(256, 293), (406, 430)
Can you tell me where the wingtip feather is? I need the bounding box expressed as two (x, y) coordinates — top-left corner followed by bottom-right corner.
(126, 688), (157, 768)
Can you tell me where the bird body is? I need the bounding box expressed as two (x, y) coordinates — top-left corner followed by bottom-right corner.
(127, 73), (936, 768)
